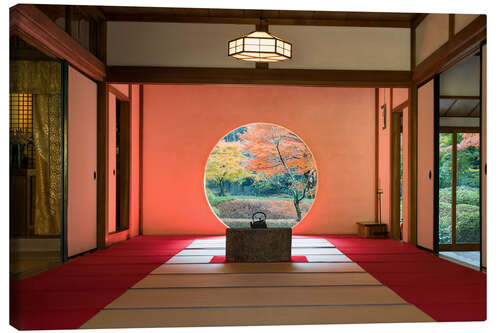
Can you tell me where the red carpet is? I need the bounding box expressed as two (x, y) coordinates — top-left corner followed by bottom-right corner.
(316, 234), (486, 322)
(9, 235), (204, 330)
(10, 234), (486, 329)
(210, 255), (308, 263)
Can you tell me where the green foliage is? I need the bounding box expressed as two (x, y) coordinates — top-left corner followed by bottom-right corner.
(438, 187), (480, 244)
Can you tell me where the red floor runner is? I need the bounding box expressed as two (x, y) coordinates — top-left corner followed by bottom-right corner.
(316, 234), (486, 322)
(10, 235), (203, 330)
(10, 234), (486, 328)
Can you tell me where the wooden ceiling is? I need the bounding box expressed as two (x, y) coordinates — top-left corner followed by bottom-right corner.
(37, 5), (425, 28)
(440, 97), (480, 118)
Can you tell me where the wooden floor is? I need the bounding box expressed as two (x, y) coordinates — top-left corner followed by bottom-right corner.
(81, 237), (434, 328)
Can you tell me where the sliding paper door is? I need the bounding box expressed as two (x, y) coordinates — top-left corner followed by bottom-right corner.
(67, 66), (97, 257)
(417, 79), (436, 251)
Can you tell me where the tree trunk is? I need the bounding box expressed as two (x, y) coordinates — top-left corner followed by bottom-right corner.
(293, 197), (302, 221)
(218, 181), (225, 196)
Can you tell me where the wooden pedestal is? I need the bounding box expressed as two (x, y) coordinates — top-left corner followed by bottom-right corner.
(226, 228), (292, 262)
(357, 222), (388, 238)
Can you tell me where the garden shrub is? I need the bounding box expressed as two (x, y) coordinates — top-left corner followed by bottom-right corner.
(217, 199), (311, 220)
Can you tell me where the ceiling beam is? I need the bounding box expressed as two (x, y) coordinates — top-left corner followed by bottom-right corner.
(106, 66), (412, 87)
(442, 99), (458, 116)
(10, 4), (106, 81)
(100, 12), (413, 28)
(466, 102), (481, 117)
(411, 13), (428, 28)
(413, 15), (486, 85)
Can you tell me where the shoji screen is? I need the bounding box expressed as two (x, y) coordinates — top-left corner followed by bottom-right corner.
(417, 79), (435, 251)
(67, 66), (97, 257)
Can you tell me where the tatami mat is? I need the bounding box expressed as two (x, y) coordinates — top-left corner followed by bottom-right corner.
(165, 256), (214, 264)
(152, 262), (365, 274)
(78, 236), (437, 329)
(81, 304), (433, 328)
(104, 285), (406, 308)
(132, 272), (381, 288)
(305, 254), (352, 262)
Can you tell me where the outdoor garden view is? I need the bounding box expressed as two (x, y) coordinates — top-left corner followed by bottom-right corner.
(439, 132), (481, 244)
(204, 123), (317, 228)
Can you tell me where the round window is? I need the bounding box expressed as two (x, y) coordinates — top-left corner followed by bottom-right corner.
(204, 123), (317, 228)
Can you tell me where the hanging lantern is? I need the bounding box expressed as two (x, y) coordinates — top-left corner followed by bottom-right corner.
(228, 30), (292, 63)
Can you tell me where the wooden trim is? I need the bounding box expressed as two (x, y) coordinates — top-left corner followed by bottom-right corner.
(96, 20), (107, 63)
(392, 100), (409, 113)
(411, 14), (428, 29)
(439, 127), (480, 133)
(440, 95), (480, 100)
(439, 243), (480, 251)
(106, 229), (129, 247)
(107, 66), (413, 87)
(109, 84), (130, 101)
(451, 133), (457, 245)
(103, 14), (413, 28)
(390, 111), (402, 240)
(442, 99), (458, 117)
(413, 15), (486, 86)
(118, 99), (131, 234)
(61, 61), (69, 262)
(139, 85), (144, 236)
(411, 26), (416, 71)
(10, 4), (106, 82)
(77, 5), (106, 22)
(64, 5), (72, 35)
(375, 88), (379, 223)
(96, 83), (108, 249)
(409, 85), (418, 244)
(449, 14), (455, 40)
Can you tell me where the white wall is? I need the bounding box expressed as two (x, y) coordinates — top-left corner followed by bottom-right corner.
(455, 14), (479, 34)
(440, 54), (480, 96)
(416, 14), (449, 65)
(107, 22), (254, 67)
(107, 22), (410, 70)
(67, 66), (97, 257)
(269, 26), (410, 70)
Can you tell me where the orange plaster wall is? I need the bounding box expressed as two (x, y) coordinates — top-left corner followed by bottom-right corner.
(142, 85), (376, 235)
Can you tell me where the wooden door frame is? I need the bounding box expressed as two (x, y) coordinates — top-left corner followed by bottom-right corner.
(438, 127), (480, 252)
(390, 110), (402, 240)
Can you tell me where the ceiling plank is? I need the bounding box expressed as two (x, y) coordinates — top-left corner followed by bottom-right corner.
(442, 99), (458, 116)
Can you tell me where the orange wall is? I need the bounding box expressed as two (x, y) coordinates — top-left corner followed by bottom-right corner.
(142, 85), (376, 235)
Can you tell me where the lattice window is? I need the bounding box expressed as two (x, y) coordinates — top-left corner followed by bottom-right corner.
(9, 93), (34, 169)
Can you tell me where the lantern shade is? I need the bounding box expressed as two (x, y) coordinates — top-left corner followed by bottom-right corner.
(228, 31), (292, 62)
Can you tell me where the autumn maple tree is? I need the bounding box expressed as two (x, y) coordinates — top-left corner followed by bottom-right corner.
(205, 141), (247, 196)
(239, 124), (317, 221)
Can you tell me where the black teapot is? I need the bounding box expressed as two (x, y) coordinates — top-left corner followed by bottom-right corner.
(250, 212), (267, 229)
